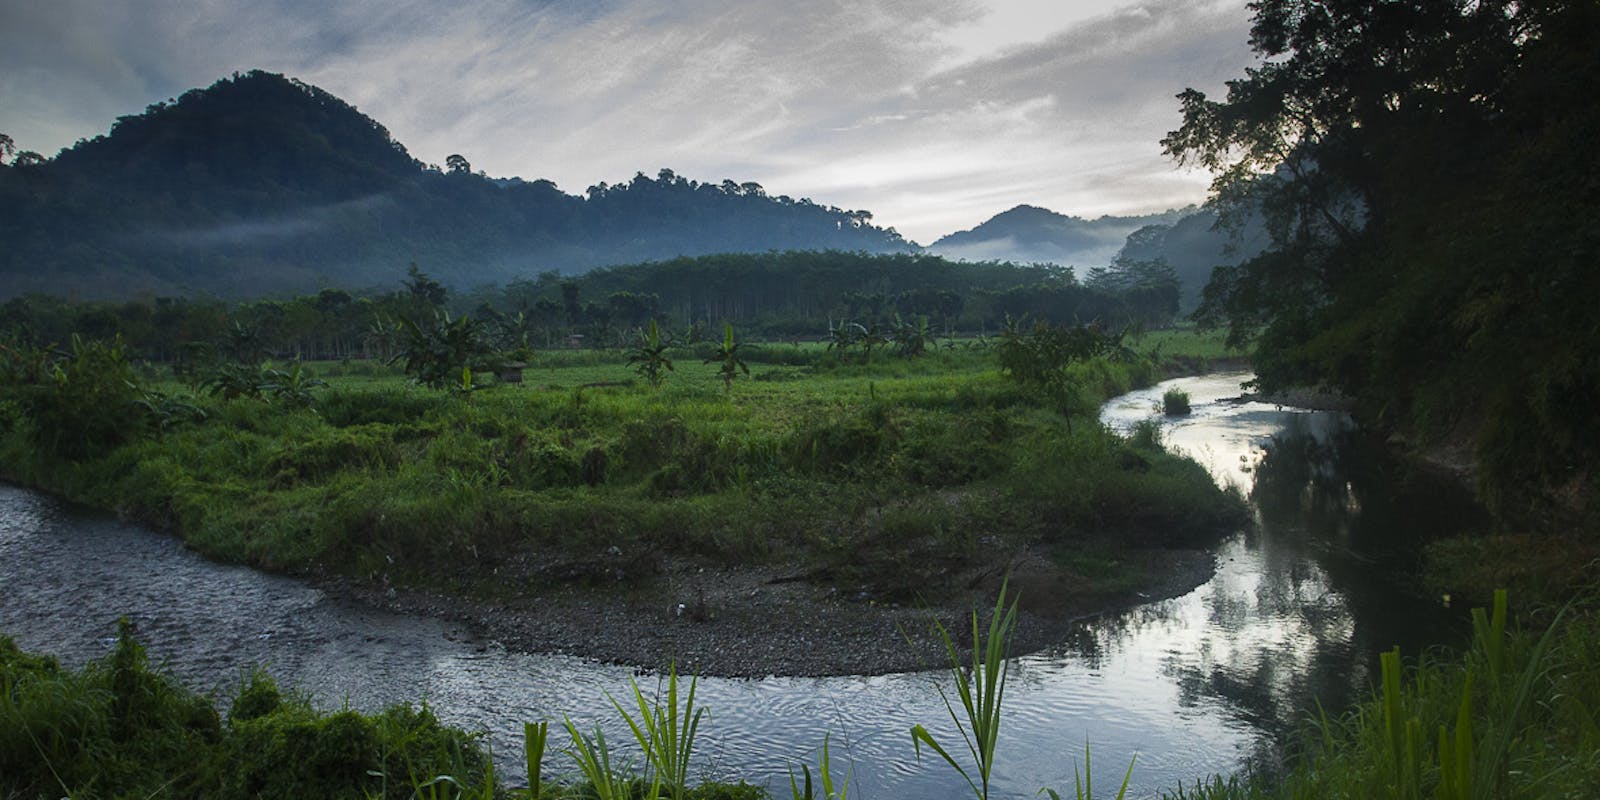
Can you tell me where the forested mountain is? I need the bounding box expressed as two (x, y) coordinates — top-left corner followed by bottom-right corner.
(1113, 208), (1268, 312)
(0, 71), (910, 299)
(930, 204), (1186, 267)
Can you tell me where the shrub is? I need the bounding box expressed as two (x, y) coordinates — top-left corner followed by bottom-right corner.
(265, 426), (399, 484)
(1129, 419), (1164, 450)
(5, 335), (148, 460)
(1162, 388), (1191, 416)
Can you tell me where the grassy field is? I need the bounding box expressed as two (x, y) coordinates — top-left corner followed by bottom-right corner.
(1, 336), (1244, 606)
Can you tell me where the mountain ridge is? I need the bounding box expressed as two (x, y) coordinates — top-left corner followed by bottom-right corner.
(929, 203), (1191, 267)
(0, 71), (911, 299)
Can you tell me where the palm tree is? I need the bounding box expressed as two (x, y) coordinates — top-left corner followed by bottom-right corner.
(391, 311), (493, 390)
(858, 322), (889, 363)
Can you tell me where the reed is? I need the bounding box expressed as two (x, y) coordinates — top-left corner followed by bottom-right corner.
(1042, 741), (1135, 800)
(910, 581), (1018, 800)
(524, 720), (549, 798)
(612, 665), (705, 799)
(787, 734), (851, 800)
(1162, 590), (1600, 800)
(561, 717), (649, 800)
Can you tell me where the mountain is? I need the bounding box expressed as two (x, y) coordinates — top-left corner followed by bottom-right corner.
(928, 204), (1189, 267)
(1113, 207), (1268, 312)
(0, 71), (911, 299)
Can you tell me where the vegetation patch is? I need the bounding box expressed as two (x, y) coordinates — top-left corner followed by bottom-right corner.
(0, 329), (1246, 610)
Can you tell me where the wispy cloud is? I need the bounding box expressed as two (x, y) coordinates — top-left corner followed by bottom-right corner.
(0, 0), (1253, 242)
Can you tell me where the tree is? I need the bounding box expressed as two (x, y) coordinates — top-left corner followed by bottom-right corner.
(995, 317), (1119, 427)
(628, 319), (673, 388)
(445, 153), (471, 174)
(704, 322), (749, 393)
(892, 315), (935, 359)
(1165, 0), (1600, 514)
(404, 264), (448, 308)
(391, 311), (494, 390)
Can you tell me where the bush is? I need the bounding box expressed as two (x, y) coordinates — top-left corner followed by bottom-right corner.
(4, 335), (148, 460)
(1162, 387), (1191, 415)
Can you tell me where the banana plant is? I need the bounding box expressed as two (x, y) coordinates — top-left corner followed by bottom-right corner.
(628, 319), (674, 388)
(704, 322), (749, 393)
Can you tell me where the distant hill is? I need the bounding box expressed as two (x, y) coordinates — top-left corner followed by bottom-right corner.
(0, 71), (911, 299)
(929, 204), (1188, 267)
(1113, 207), (1268, 312)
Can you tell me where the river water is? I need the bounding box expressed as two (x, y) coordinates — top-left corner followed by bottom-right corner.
(0, 372), (1481, 798)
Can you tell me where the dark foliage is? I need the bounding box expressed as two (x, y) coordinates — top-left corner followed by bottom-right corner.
(1167, 0), (1600, 519)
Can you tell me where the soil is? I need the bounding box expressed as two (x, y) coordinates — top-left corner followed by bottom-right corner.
(328, 546), (1217, 678)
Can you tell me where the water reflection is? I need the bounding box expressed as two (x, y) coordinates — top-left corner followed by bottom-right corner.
(1098, 374), (1475, 755)
(0, 373), (1482, 798)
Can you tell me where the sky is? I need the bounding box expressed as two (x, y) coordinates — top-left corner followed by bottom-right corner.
(0, 0), (1258, 244)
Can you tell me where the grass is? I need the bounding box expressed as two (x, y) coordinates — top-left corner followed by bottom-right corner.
(1129, 323), (1247, 368)
(1162, 591), (1600, 800)
(0, 338), (1246, 606)
(910, 582), (1018, 800)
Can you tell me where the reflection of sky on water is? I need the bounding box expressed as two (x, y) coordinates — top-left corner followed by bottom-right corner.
(1, 373), (1475, 799)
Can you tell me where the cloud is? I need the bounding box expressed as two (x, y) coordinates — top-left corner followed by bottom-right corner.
(0, 0), (1255, 242)
(143, 194), (396, 248)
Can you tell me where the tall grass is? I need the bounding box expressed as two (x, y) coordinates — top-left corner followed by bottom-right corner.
(1162, 388), (1191, 416)
(787, 734), (851, 800)
(1163, 590), (1600, 800)
(612, 666), (706, 799)
(910, 582), (1019, 800)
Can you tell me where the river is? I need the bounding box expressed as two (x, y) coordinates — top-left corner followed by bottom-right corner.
(0, 372), (1482, 798)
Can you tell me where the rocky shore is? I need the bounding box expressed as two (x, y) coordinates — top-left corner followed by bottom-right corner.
(330, 546), (1218, 678)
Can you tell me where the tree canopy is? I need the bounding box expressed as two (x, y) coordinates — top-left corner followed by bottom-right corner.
(1167, 0), (1600, 518)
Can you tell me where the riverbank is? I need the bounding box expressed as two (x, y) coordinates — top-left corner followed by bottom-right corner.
(332, 545), (1218, 677)
(0, 341), (1248, 677)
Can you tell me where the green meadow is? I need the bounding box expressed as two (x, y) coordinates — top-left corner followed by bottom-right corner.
(0, 334), (1245, 604)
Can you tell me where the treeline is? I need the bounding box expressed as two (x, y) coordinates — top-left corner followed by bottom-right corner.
(0, 70), (908, 299)
(486, 251), (1181, 341)
(0, 251), (1182, 362)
